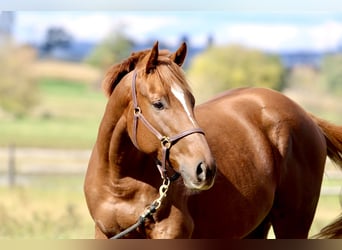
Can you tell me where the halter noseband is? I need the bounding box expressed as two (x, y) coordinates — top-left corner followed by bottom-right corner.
(131, 70), (205, 180)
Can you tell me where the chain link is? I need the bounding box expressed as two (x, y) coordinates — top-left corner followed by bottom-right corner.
(151, 178), (170, 210)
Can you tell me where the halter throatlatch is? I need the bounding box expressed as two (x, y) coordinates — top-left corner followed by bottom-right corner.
(131, 70), (205, 180)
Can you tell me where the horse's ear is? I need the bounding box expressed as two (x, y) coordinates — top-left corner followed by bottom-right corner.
(145, 41), (159, 74)
(170, 42), (187, 66)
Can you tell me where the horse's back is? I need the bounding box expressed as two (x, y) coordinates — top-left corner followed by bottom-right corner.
(190, 87), (327, 238)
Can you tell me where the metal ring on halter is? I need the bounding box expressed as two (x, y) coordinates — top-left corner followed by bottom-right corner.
(134, 107), (141, 115)
(160, 136), (171, 149)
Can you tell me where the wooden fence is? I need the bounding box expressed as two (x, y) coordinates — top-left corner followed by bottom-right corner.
(0, 146), (90, 186)
(0, 146), (341, 197)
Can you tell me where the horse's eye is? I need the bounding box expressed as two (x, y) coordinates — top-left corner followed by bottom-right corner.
(152, 101), (164, 110)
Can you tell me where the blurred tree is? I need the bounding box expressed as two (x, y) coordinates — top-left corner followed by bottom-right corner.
(187, 45), (285, 103)
(320, 53), (342, 95)
(0, 40), (39, 118)
(85, 28), (134, 70)
(42, 27), (73, 52)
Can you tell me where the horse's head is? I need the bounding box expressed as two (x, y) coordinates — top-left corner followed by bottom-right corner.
(102, 42), (216, 190)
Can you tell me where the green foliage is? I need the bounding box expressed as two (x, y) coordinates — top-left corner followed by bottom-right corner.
(0, 41), (39, 117)
(321, 53), (342, 94)
(85, 29), (134, 70)
(187, 45), (285, 103)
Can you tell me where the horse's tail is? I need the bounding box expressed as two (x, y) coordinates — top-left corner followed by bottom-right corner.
(309, 114), (342, 239)
(315, 212), (342, 239)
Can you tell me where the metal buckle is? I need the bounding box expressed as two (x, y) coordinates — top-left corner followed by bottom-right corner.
(160, 136), (171, 149)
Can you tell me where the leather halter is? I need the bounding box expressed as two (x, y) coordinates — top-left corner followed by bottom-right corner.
(131, 70), (205, 180)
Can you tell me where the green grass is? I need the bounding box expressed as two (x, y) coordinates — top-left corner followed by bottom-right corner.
(0, 78), (106, 149)
(0, 118), (96, 149)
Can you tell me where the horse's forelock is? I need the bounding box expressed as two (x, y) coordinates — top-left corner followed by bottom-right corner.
(146, 61), (192, 97)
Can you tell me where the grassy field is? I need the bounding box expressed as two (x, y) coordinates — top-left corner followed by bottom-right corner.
(0, 78), (106, 149)
(29, 60), (101, 85)
(0, 175), (93, 239)
(0, 173), (340, 239)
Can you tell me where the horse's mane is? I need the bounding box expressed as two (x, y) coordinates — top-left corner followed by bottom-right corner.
(102, 50), (148, 97)
(102, 49), (191, 98)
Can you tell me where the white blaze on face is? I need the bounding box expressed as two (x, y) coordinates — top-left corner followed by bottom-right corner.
(171, 83), (197, 126)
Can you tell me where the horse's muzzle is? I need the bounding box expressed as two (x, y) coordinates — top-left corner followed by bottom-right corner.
(182, 160), (216, 191)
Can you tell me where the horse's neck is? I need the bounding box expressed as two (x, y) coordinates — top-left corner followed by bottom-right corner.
(96, 104), (158, 185)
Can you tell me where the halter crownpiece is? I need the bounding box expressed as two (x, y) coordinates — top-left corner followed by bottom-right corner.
(131, 70), (205, 180)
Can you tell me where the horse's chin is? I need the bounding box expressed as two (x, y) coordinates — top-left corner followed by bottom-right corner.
(182, 178), (214, 192)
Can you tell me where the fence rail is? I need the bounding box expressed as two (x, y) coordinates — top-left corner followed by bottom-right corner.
(0, 146), (90, 186)
(0, 146), (341, 196)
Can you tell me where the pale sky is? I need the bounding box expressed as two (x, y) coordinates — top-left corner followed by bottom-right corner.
(2, 1), (342, 11)
(12, 11), (342, 52)
(3, 0), (342, 52)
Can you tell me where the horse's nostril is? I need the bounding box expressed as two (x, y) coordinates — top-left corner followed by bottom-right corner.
(196, 162), (206, 182)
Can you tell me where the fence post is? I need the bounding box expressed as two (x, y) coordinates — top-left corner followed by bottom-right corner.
(8, 144), (16, 187)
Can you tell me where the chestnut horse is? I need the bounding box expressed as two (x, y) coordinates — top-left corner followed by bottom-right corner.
(84, 42), (342, 238)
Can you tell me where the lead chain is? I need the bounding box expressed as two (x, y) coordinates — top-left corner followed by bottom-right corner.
(151, 178), (170, 211)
